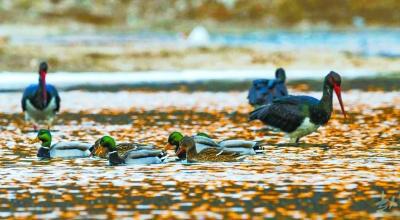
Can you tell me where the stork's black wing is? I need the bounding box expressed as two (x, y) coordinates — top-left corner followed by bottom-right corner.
(273, 95), (319, 106)
(21, 84), (38, 111)
(47, 84), (61, 112)
(249, 95), (318, 133)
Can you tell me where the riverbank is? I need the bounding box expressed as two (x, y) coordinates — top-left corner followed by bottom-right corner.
(1, 43), (400, 73)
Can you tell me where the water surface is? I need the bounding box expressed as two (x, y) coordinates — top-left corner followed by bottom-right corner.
(0, 90), (399, 218)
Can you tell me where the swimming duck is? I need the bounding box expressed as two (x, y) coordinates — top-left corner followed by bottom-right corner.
(22, 62), (61, 129)
(93, 136), (167, 165)
(90, 136), (158, 159)
(32, 129), (91, 158)
(168, 131), (217, 159)
(177, 136), (246, 162)
(167, 131), (258, 159)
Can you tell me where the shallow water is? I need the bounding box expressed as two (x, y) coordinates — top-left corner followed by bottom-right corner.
(0, 70), (379, 91)
(0, 90), (399, 219)
(6, 29), (400, 56)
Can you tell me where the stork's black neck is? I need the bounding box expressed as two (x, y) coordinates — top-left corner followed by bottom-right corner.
(39, 76), (45, 85)
(32, 74), (48, 109)
(37, 77), (45, 95)
(310, 83), (333, 125)
(319, 83), (334, 113)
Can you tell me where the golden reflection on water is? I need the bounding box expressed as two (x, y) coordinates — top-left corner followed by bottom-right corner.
(0, 91), (399, 219)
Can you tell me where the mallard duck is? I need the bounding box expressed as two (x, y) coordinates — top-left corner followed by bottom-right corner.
(177, 136), (245, 162)
(92, 136), (167, 165)
(32, 129), (91, 158)
(90, 136), (157, 159)
(168, 131), (217, 159)
(167, 131), (258, 159)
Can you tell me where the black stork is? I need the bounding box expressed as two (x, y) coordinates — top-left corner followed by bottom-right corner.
(247, 67), (288, 107)
(21, 62), (61, 129)
(249, 71), (346, 144)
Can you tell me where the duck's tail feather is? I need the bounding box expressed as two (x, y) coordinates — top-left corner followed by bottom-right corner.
(159, 150), (169, 161)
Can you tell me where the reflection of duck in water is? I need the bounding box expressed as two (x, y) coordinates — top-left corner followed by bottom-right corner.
(91, 136), (167, 165)
(22, 62), (61, 130)
(32, 129), (91, 159)
(250, 71), (346, 144)
(248, 68), (288, 108)
(167, 132), (259, 160)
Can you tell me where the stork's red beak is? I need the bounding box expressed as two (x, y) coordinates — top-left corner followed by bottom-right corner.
(333, 83), (346, 119)
(40, 70), (47, 105)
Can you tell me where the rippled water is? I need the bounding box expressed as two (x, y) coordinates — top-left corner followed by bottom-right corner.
(0, 90), (399, 219)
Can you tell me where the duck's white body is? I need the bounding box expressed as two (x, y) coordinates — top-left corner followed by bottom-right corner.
(110, 149), (166, 165)
(49, 142), (91, 158)
(193, 136), (257, 155)
(124, 156), (163, 165)
(219, 140), (257, 155)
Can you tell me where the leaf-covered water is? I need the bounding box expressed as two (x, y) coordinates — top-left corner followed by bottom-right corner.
(0, 90), (399, 219)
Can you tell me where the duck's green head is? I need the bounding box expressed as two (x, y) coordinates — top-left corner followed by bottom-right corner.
(91, 136), (117, 158)
(168, 131), (184, 146)
(32, 129), (52, 148)
(99, 136), (117, 151)
(196, 132), (211, 138)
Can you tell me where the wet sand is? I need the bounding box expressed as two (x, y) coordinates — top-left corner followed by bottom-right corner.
(1, 44), (400, 73)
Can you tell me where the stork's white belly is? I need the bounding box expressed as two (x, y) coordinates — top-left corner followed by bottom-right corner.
(25, 98), (57, 123)
(288, 117), (320, 141)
